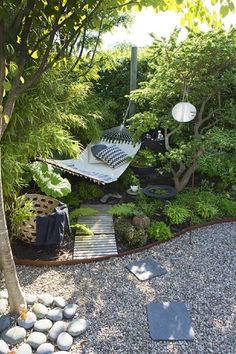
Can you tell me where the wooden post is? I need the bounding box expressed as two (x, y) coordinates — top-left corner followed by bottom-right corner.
(129, 46), (138, 118)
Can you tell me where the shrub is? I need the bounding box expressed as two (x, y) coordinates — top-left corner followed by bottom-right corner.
(148, 221), (172, 241)
(114, 217), (147, 246)
(8, 196), (35, 241)
(195, 201), (219, 220)
(217, 198), (236, 217)
(164, 203), (190, 225)
(109, 203), (138, 217)
(71, 223), (93, 235)
(70, 207), (98, 222)
(77, 181), (103, 202)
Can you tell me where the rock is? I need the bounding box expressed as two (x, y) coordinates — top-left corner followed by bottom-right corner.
(34, 318), (53, 332)
(25, 293), (37, 305)
(67, 318), (89, 337)
(26, 331), (47, 349)
(2, 326), (26, 345)
(53, 352), (70, 354)
(32, 303), (48, 319)
(53, 296), (67, 308)
(37, 293), (54, 307)
(36, 342), (54, 354)
(0, 299), (8, 314)
(17, 311), (37, 329)
(48, 321), (66, 341)
(63, 303), (77, 319)
(57, 332), (73, 351)
(16, 343), (33, 354)
(0, 339), (9, 354)
(100, 193), (122, 203)
(0, 291), (8, 299)
(132, 214), (150, 229)
(0, 315), (11, 332)
(47, 307), (63, 321)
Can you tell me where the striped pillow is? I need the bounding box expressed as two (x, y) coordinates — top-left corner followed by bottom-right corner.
(96, 145), (128, 168)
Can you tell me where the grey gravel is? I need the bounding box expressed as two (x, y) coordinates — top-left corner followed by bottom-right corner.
(12, 222), (236, 353)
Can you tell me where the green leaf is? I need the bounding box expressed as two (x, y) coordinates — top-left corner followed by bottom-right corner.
(3, 80), (11, 91)
(29, 50), (39, 59)
(0, 105), (3, 113)
(220, 6), (229, 17)
(20, 76), (25, 84)
(10, 62), (19, 77)
(3, 115), (9, 124)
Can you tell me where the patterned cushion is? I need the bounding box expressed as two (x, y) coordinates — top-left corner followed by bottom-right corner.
(96, 145), (129, 168)
(91, 144), (107, 157)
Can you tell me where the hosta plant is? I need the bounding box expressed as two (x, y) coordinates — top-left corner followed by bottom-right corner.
(26, 162), (71, 198)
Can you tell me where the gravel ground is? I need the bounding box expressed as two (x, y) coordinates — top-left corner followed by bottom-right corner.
(2, 222), (236, 354)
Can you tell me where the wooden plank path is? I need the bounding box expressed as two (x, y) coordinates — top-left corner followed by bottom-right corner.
(73, 204), (118, 259)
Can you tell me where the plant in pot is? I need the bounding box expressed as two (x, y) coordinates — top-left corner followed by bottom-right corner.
(131, 148), (157, 175)
(129, 173), (140, 194)
(143, 129), (166, 153)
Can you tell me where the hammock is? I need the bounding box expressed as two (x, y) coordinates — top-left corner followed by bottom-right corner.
(43, 139), (141, 184)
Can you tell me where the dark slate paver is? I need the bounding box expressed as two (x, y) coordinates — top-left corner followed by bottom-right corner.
(147, 302), (195, 341)
(126, 258), (167, 281)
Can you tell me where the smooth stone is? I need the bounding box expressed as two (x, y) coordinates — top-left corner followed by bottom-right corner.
(0, 339), (9, 354)
(34, 318), (53, 332)
(0, 291), (8, 299)
(2, 326), (26, 345)
(53, 297), (67, 308)
(48, 321), (66, 341)
(17, 311), (37, 329)
(25, 293), (37, 305)
(16, 343), (33, 354)
(26, 331), (47, 349)
(37, 293), (54, 307)
(57, 332), (73, 351)
(47, 307), (63, 321)
(0, 315), (11, 332)
(53, 352), (70, 354)
(63, 303), (77, 319)
(36, 342), (54, 354)
(0, 299), (8, 314)
(67, 318), (89, 337)
(32, 303), (48, 319)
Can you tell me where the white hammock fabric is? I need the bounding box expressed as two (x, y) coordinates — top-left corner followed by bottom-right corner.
(44, 140), (141, 184)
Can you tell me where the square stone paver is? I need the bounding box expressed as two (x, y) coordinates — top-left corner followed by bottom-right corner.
(126, 258), (167, 281)
(147, 302), (195, 341)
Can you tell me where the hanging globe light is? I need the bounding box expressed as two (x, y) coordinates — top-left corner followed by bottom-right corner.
(172, 102), (197, 122)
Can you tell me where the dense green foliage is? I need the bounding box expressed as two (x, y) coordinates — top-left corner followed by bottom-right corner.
(147, 221), (172, 241)
(129, 29), (236, 192)
(7, 195), (35, 241)
(114, 216), (147, 247)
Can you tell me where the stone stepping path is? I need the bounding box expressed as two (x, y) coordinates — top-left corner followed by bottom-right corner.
(147, 302), (195, 341)
(0, 292), (88, 353)
(126, 258), (167, 281)
(73, 204), (118, 259)
(126, 258), (195, 341)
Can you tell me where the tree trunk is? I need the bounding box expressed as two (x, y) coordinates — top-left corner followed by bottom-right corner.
(173, 163), (198, 192)
(0, 149), (25, 312)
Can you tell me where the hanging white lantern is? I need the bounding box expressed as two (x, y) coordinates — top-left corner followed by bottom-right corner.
(172, 102), (197, 122)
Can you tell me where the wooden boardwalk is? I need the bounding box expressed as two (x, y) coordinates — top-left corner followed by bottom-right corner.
(73, 204), (118, 259)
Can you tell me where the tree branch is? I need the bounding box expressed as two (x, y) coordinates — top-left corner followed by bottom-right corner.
(0, 1), (5, 106)
(164, 124), (183, 151)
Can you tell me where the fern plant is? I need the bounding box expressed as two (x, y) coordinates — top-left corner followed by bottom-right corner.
(70, 207), (99, 222)
(109, 203), (139, 217)
(71, 223), (94, 236)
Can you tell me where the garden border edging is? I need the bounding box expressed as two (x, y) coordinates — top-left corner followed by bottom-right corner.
(14, 218), (236, 267)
